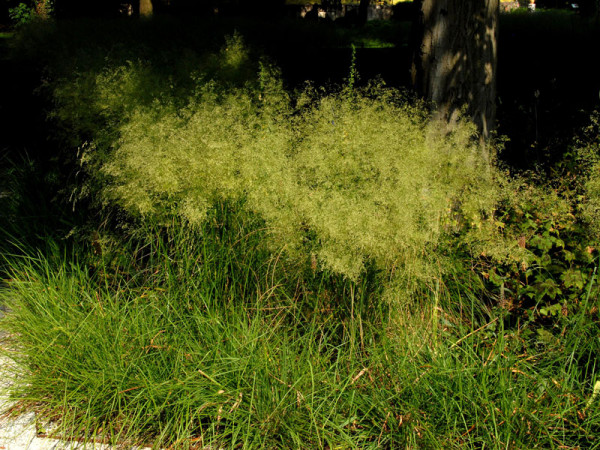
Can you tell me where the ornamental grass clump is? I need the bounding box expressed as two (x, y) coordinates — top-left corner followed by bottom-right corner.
(81, 56), (501, 289)
(43, 32), (507, 295)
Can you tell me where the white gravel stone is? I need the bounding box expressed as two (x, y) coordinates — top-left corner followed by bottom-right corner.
(1, 347), (115, 449)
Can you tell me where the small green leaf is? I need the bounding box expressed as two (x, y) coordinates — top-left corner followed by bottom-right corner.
(489, 270), (504, 286)
(562, 269), (586, 290)
(534, 279), (561, 300)
(536, 253), (553, 268)
(539, 303), (562, 317)
(530, 235), (553, 252)
(536, 328), (557, 346)
(563, 249), (576, 262)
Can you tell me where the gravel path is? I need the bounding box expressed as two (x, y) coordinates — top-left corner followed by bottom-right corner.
(0, 312), (209, 450)
(1, 350), (126, 450)
(1, 353), (161, 450)
(1, 355), (78, 450)
(1, 311), (116, 449)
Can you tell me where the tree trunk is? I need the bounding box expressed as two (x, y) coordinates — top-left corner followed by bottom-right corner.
(411, 0), (499, 139)
(139, 0), (153, 16)
(358, 0), (370, 25)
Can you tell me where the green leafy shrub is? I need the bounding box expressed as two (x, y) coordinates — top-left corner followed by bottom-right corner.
(8, 3), (34, 27)
(8, 1), (53, 27)
(471, 113), (600, 332)
(479, 179), (596, 312)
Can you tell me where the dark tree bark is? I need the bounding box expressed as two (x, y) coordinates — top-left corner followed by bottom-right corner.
(139, 0), (153, 16)
(54, 0), (122, 18)
(411, 0), (499, 139)
(358, 0), (370, 25)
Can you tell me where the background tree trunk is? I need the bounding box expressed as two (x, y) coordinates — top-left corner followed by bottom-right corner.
(139, 0), (153, 16)
(411, 0), (499, 139)
(358, 0), (370, 25)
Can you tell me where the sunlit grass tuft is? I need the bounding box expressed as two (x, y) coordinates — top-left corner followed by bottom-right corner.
(2, 216), (599, 447)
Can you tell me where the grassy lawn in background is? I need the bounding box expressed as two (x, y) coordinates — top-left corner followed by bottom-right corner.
(0, 32), (13, 56)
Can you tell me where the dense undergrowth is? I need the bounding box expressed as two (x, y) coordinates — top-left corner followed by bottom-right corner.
(1, 17), (600, 448)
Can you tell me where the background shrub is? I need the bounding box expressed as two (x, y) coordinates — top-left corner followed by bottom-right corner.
(8, 3), (34, 27)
